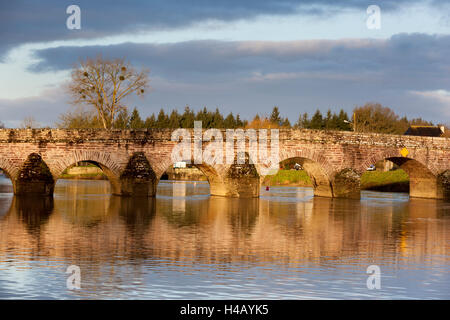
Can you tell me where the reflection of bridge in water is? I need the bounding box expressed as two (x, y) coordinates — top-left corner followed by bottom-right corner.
(0, 181), (447, 268)
(0, 129), (449, 200)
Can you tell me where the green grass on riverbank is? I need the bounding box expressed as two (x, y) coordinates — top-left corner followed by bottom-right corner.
(263, 170), (312, 186)
(360, 169), (409, 192)
(59, 173), (107, 180)
(263, 169), (410, 192)
(60, 164), (107, 180)
(59, 167), (410, 192)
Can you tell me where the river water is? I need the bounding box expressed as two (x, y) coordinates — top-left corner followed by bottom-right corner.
(0, 176), (449, 299)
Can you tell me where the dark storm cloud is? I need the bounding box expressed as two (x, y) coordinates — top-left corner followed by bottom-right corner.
(1, 0), (448, 58)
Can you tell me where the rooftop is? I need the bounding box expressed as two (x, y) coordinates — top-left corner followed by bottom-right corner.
(404, 126), (445, 137)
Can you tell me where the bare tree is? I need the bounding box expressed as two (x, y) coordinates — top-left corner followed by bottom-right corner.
(20, 116), (40, 129)
(56, 105), (103, 129)
(67, 56), (150, 129)
(442, 122), (450, 138)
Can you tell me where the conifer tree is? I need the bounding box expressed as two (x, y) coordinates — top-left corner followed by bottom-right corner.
(129, 107), (144, 128)
(310, 109), (324, 129)
(144, 114), (156, 128)
(270, 106), (282, 126)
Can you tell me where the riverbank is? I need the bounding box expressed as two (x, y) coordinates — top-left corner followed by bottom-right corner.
(360, 170), (409, 192)
(60, 166), (410, 192)
(59, 172), (107, 180)
(60, 165), (107, 180)
(263, 169), (410, 192)
(161, 167), (207, 181)
(262, 170), (312, 187)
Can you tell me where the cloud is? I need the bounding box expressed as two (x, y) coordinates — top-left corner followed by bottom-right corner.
(30, 33), (450, 88)
(0, 0), (308, 58)
(411, 89), (450, 102)
(245, 71), (365, 82)
(32, 38), (381, 76)
(3, 33), (450, 126)
(409, 90), (450, 119)
(2, 0), (449, 58)
(0, 87), (69, 128)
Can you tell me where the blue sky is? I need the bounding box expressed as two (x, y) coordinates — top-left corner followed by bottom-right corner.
(0, 0), (449, 127)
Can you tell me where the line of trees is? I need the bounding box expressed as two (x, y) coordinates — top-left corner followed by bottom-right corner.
(294, 108), (353, 131)
(56, 103), (447, 136)
(57, 105), (248, 129)
(57, 105), (354, 130)
(126, 106), (247, 129)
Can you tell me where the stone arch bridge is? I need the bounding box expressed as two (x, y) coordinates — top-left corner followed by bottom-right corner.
(0, 129), (448, 201)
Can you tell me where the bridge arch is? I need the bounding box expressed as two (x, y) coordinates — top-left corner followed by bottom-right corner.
(359, 149), (440, 176)
(270, 149), (334, 198)
(360, 151), (443, 199)
(0, 158), (19, 181)
(157, 154), (230, 197)
(278, 148), (335, 179)
(49, 151), (122, 195)
(0, 158), (18, 193)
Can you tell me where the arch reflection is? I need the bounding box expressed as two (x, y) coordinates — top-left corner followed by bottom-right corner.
(0, 182), (446, 269)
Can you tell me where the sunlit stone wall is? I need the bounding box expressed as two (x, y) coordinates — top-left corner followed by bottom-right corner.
(0, 129), (448, 199)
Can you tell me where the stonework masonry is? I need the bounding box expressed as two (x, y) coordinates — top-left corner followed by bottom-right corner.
(0, 128), (448, 200)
